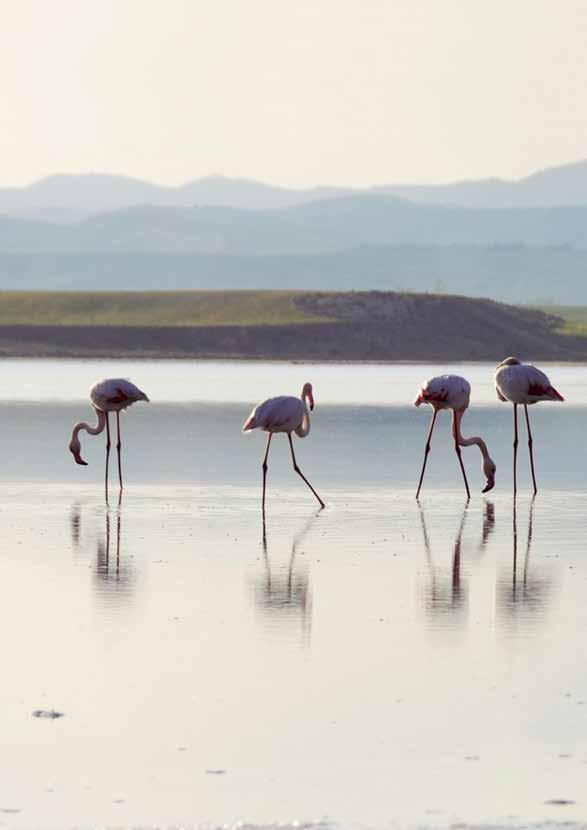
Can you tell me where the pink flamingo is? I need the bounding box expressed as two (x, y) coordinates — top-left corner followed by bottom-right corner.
(494, 357), (564, 495)
(243, 382), (325, 511)
(68, 378), (149, 500)
(415, 374), (496, 499)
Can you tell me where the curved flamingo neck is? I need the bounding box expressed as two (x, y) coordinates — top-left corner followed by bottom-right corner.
(296, 394), (311, 438)
(73, 408), (107, 440)
(453, 410), (490, 462)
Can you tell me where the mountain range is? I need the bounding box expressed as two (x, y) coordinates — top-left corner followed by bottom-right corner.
(2, 159), (587, 302)
(4, 158), (587, 220)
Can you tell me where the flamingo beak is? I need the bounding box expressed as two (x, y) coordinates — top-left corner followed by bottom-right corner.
(71, 449), (88, 466)
(309, 393), (315, 411)
(482, 477), (495, 494)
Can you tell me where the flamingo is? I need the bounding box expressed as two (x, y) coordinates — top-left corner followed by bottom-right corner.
(494, 357), (564, 496)
(243, 382), (325, 511)
(68, 378), (149, 500)
(415, 374), (496, 499)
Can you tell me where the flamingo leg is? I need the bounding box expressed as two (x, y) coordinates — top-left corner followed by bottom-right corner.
(105, 412), (111, 504)
(523, 404), (538, 495)
(287, 433), (325, 508)
(451, 411), (470, 500)
(116, 412), (123, 493)
(513, 404), (519, 498)
(415, 409), (438, 500)
(261, 433), (273, 515)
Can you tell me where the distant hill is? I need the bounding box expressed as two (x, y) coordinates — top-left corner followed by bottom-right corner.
(0, 290), (585, 361)
(381, 158), (587, 208)
(1, 244), (587, 304)
(3, 158), (587, 219)
(3, 196), (587, 256)
(0, 173), (352, 220)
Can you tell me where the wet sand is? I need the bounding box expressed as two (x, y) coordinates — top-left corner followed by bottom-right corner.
(0, 485), (586, 829)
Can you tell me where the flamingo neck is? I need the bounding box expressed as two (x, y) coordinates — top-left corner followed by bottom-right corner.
(73, 408), (107, 440)
(295, 395), (311, 438)
(453, 410), (490, 462)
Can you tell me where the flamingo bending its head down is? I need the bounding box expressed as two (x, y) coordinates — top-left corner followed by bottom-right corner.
(414, 374), (496, 499)
(494, 357), (564, 496)
(68, 378), (149, 501)
(243, 381), (324, 511)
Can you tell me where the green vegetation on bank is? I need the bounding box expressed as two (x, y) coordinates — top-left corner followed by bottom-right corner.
(535, 305), (587, 336)
(0, 290), (332, 327)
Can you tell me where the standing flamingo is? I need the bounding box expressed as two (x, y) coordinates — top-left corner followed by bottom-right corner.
(68, 378), (149, 501)
(243, 382), (325, 511)
(415, 374), (496, 499)
(494, 357), (564, 496)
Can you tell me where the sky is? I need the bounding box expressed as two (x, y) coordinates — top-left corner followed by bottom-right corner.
(1, 0), (587, 188)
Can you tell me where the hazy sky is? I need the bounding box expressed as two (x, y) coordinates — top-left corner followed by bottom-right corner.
(2, 0), (587, 188)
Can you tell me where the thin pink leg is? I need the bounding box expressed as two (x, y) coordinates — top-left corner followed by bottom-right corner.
(287, 434), (325, 508)
(524, 404), (538, 495)
(116, 412), (123, 493)
(105, 412), (111, 504)
(513, 404), (519, 498)
(416, 409), (438, 500)
(261, 433), (273, 515)
(452, 411), (470, 500)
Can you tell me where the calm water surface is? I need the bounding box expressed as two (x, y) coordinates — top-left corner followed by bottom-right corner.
(0, 359), (586, 829)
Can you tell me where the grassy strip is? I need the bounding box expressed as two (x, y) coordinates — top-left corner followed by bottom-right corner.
(535, 305), (587, 336)
(0, 290), (334, 327)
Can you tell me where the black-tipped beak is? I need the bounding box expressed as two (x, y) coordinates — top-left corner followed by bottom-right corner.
(71, 451), (88, 466)
(310, 403), (314, 412)
(482, 478), (495, 494)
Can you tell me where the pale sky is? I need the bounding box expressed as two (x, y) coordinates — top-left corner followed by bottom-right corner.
(1, 0), (587, 188)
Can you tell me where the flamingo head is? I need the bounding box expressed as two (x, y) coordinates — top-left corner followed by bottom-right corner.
(481, 457), (496, 493)
(69, 435), (88, 466)
(496, 356), (521, 368)
(302, 382), (314, 411)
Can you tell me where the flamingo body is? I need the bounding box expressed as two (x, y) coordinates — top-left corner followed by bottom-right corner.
(415, 374), (495, 498)
(494, 358), (564, 405)
(69, 377), (149, 500)
(243, 395), (308, 436)
(243, 382), (324, 510)
(415, 374), (470, 413)
(90, 378), (150, 412)
(494, 357), (563, 496)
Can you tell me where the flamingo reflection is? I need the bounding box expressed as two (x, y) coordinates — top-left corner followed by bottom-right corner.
(69, 502), (134, 601)
(418, 500), (495, 624)
(252, 513), (318, 645)
(497, 498), (552, 624)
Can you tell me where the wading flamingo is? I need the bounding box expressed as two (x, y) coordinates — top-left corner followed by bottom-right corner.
(68, 378), (149, 501)
(415, 374), (496, 500)
(243, 382), (325, 512)
(494, 357), (564, 496)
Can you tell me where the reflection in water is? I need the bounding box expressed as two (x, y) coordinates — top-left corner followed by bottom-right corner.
(70, 502), (135, 605)
(70, 502), (81, 549)
(93, 511), (135, 603)
(252, 513), (317, 645)
(419, 504), (469, 623)
(418, 501), (496, 625)
(497, 498), (553, 626)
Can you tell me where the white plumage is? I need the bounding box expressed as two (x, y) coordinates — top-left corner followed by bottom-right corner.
(243, 395), (308, 437)
(493, 357), (564, 496)
(69, 377), (150, 499)
(242, 382), (324, 510)
(414, 373), (495, 498)
(494, 358), (564, 404)
(415, 374), (471, 412)
(90, 378), (150, 412)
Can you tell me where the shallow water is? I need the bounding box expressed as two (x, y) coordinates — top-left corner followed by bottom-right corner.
(1, 360), (586, 829)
